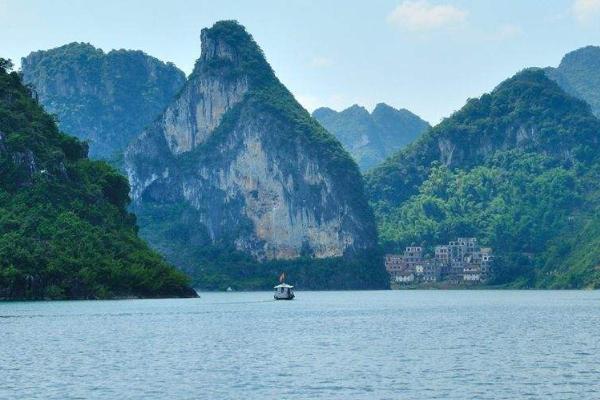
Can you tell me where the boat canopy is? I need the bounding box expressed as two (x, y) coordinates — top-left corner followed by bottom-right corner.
(274, 283), (293, 289)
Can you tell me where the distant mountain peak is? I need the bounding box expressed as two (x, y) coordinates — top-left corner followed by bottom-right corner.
(347, 104), (369, 111)
(313, 103), (430, 171)
(201, 20), (255, 51)
(312, 106), (336, 114)
(560, 45), (600, 65)
(546, 45), (600, 117)
(21, 43), (186, 159)
(373, 102), (395, 112)
(368, 67), (600, 206)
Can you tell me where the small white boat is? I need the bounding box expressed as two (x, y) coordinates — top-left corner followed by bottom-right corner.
(274, 283), (295, 300)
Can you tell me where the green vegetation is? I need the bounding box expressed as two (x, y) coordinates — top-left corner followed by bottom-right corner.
(313, 103), (430, 171)
(178, 243), (387, 291)
(0, 60), (196, 299)
(369, 69), (600, 207)
(368, 69), (600, 288)
(537, 212), (600, 289)
(21, 43), (185, 159)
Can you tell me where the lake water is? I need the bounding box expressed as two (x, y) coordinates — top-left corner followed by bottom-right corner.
(1, 290), (599, 399)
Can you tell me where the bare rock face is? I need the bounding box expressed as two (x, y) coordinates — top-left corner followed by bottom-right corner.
(161, 31), (249, 154)
(125, 21), (377, 267)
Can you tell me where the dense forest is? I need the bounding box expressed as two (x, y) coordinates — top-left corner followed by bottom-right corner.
(0, 59), (196, 299)
(368, 69), (600, 288)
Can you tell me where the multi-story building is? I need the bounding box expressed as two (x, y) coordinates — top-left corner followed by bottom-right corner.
(403, 246), (423, 270)
(435, 245), (449, 263)
(448, 260), (465, 283)
(463, 263), (482, 282)
(386, 247), (424, 284)
(479, 248), (493, 282)
(422, 260), (441, 282)
(448, 238), (480, 262)
(384, 254), (404, 279)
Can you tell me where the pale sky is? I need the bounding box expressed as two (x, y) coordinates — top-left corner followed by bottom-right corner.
(2, 0), (600, 123)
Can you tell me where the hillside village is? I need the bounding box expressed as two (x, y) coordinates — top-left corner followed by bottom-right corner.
(385, 238), (493, 286)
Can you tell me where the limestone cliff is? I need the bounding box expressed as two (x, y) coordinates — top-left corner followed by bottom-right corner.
(21, 44), (185, 159)
(125, 21), (379, 283)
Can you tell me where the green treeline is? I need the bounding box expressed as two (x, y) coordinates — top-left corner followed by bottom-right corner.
(0, 60), (196, 299)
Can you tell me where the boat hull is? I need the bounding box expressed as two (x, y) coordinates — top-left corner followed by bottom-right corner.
(274, 294), (295, 300)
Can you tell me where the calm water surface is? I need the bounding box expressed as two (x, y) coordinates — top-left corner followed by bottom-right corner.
(1, 290), (599, 399)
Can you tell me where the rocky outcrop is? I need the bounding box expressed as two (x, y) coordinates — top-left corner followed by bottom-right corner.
(21, 44), (186, 159)
(161, 30), (249, 154)
(125, 21), (377, 266)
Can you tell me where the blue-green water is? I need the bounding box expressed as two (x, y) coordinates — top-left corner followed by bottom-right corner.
(1, 290), (599, 399)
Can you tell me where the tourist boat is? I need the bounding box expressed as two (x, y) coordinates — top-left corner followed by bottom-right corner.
(274, 283), (295, 300)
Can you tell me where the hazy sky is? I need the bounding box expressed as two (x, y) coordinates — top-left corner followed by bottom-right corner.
(2, 0), (600, 123)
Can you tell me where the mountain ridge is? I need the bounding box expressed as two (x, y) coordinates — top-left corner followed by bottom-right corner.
(313, 102), (429, 171)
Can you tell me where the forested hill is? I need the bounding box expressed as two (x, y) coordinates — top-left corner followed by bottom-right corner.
(21, 43), (186, 159)
(367, 69), (600, 288)
(368, 69), (600, 206)
(313, 103), (429, 171)
(0, 59), (197, 299)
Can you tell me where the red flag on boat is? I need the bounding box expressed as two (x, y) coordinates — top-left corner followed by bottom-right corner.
(279, 272), (285, 283)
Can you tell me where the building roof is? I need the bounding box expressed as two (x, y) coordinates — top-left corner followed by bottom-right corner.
(274, 283), (294, 288)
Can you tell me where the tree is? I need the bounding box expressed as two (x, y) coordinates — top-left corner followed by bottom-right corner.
(0, 58), (13, 72)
